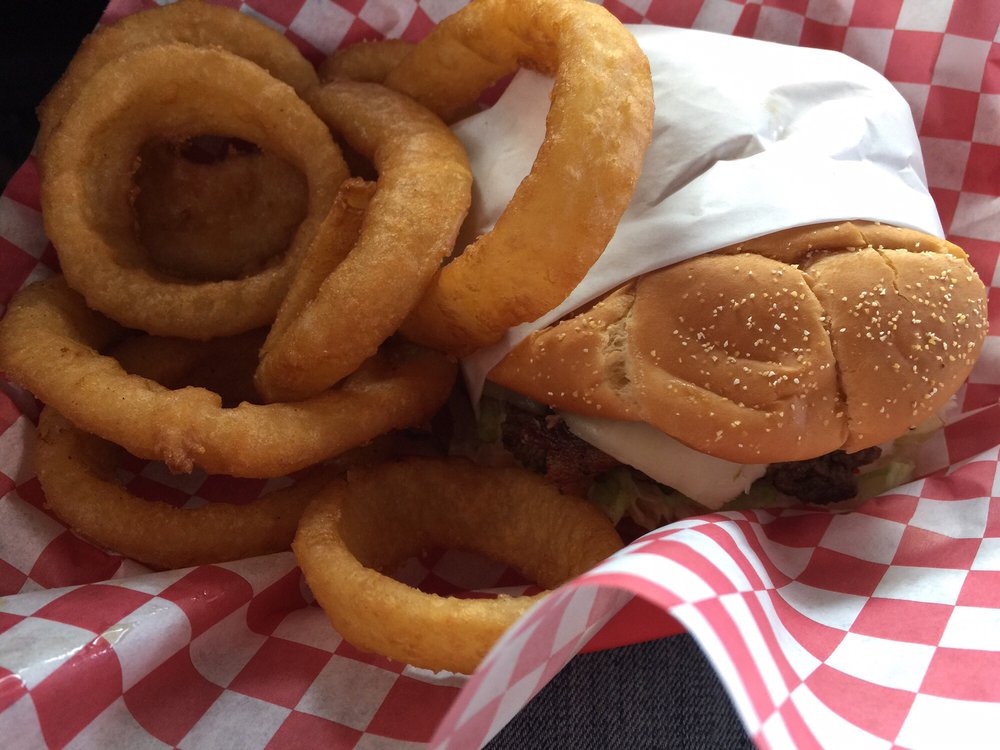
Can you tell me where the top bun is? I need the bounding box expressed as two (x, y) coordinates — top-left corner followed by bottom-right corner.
(489, 222), (989, 464)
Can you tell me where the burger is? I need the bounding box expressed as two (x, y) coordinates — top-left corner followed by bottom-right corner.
(437, 25), (990, 534)
(456, 221), (988, 533)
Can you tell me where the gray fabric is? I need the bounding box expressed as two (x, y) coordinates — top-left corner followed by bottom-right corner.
(486, 635), (753, 749)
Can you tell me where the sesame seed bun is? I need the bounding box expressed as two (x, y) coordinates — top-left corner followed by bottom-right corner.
(488, 222), (988, 464)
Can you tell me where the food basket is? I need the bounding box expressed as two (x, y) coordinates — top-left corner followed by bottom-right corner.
(0, 1), (998, 748)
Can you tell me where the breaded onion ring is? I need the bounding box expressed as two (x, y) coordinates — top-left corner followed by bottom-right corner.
(382, 0), (654, 353)
(318, 39), (416, 84)
(36, 0), (319, 158)
(255, 81), (472, 402)
(133, 138), (308, 281)
(40, 43), (348, 338)
(0, 277), (456, 477)
(256, 179), (373, 399)
(35, 409), (339, 570)
(293, 457), (623, 673)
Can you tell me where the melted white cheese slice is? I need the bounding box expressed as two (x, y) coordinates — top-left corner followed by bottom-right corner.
(561, 413), (767, 510)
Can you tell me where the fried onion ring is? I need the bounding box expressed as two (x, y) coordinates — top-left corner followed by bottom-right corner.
(256, 179), (373, 400)
(35, 408), (340, 570)
(133, 138), (308, 281)
(40, 43), (347, 338)
(255, 81), (472, 401)
(381, 0), (654, 353)
(0, 277), (456, 477)
(293, 457), (623, 673)
(318, 39), (416, 84)
(36, 0), (319, 158)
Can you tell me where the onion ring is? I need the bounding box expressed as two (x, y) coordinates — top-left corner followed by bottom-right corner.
(36, 0), (319, 159)
(0, 277), (456, 477)
(382, 0), (654, 353)
(255, 81), (472, 401)
(293, 457), (623, 673)
(318, 39), (416, 84)
(256, 178), (374, 400)
(35, 408), (341, 570)
(40, 43), (347, 338)
(133, 138), (308, 281)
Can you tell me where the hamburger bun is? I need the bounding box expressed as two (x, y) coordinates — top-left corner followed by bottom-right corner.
(489, 222), (988, 464)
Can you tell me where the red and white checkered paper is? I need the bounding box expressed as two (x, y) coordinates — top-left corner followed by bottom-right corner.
(1, 0), (999, 748)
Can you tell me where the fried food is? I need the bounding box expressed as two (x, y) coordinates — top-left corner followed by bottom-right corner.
(6, 0), (652, 674)
(36, 0), (319, 159)
(318, 39), (416, 84)
(35, 408), (340, 570)
(0, 277), (457, 477)
(382, 0), (654, 353)
(256, 179), (374, 399)
(256, 81), (472, 401)
(40, 43), (347, 338)
(293, 457), (623, 673)
(133, 137), (308, 281)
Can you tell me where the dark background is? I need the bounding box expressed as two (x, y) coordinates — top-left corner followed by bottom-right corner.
(0, 3), (753, 747)
(0, 1), (107, 187)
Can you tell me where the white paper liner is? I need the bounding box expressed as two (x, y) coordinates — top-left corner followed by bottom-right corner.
(456, 25), (945, 399)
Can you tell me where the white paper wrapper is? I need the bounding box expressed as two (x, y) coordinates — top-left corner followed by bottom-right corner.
(459, 24), (945, 398)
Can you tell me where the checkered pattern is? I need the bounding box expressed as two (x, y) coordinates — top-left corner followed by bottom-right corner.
(1, 0), (1000, 748)
(0, 548), (504, 748)
(436, 435), (1000, 749)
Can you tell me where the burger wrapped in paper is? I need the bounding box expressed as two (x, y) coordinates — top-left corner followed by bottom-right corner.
(453, 26), (989, 526)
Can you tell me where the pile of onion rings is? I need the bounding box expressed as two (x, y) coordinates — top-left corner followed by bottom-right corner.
(256, 80), (473, 401)
(320, 0), (655, 354)
(0, 0), (649, 673)
(0, 278), (455, 477)
(41, 42), (347, 338)
(35, 409), (340, 570)
(385, 0), (654, 353)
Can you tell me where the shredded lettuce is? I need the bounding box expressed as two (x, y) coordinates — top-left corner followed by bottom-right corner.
(628, 483), (706, 527)
(719, 480), (780, 511)
(476, 395), (507, 444)
(588, 467), (639, 523)
(855, 459), (915, 501)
